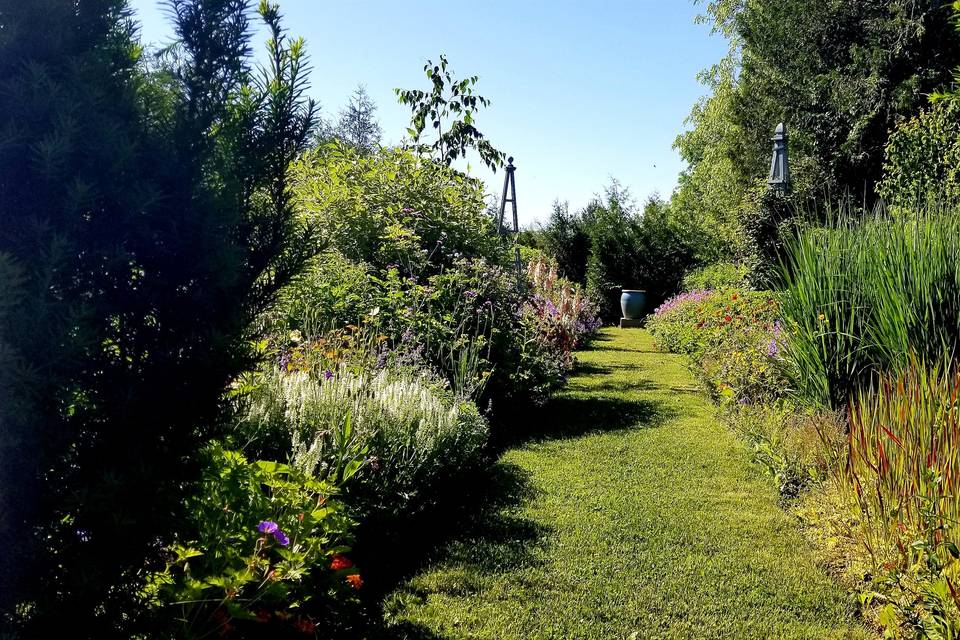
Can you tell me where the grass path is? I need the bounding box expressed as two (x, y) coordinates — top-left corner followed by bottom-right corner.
(381, 328), (870, 639)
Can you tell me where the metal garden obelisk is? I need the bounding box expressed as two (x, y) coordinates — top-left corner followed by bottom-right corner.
(497, 156), (523, 285)
(768, 122), (790, 191)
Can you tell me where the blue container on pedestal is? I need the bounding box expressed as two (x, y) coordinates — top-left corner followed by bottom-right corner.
(620, 289), (647, 320)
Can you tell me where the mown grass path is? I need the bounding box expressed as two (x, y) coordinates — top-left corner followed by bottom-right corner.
(382, 328), (870, 639)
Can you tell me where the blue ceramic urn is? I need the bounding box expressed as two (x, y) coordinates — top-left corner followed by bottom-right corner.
(620, 289), (647, 319)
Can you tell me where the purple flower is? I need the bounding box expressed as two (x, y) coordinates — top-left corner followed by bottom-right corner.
(401, 207), (414, 213)
(766, 338), (779, 358)
(323, 369), (333, 380)
(273, 530), (290, 546)
(654, 289), (714, 317)
(464, 290), (477, 299)
(258, 520), (279, 534)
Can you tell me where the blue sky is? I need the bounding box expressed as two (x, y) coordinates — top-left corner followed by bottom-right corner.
(129, 0), (728, 226)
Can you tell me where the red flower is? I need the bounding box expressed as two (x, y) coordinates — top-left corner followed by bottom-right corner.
(731, 294), (738, 300)
(724, 315), (732, 322)
(330, 554), (354, 571)
(346, 573), (363, 589)
(294, 618), (317, 634)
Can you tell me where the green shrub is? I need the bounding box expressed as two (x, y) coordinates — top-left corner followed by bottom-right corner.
(779, 210), (960, 408)
(267, 250), (377, 336)
(292, 144), (505, 274)
(880, 100), (960, 207)
(1, 2), (319, 629)
(682, 262), (749, 291)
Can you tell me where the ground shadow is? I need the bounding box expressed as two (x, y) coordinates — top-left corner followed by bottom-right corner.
(517, 394), (673, 442)
(353, 462), (549, 638)
(572, 360), (614, 376)
(586, 378), (659, 394)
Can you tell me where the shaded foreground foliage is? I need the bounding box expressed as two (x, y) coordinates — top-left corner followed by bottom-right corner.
(0, 0), (316, 633)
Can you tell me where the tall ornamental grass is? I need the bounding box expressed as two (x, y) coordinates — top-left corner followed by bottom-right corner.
(845, 361), (960, 557)
(780, 209), (960, 408)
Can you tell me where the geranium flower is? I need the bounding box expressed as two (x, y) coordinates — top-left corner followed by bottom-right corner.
(258, 521), (279, 534)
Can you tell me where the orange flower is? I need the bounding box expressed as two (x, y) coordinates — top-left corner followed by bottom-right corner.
(346, 573), (363, 589)
(330, 554), (354, 571)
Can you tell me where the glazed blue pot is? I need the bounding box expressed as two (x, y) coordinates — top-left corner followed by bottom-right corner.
(620, 289), (647, 319)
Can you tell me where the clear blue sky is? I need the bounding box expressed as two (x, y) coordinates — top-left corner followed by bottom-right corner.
(129, 0), (728, 226)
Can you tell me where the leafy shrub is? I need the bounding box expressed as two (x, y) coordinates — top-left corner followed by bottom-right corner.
(682, 262), (749, 291)
(292, 144), (504, 274)
(2, 2), (319, 630)
(239, 365), (489, 521)
(146, 445), (360, 638)
(266, 251), (377, 337)
(880, 100), (960, 207)
(779, 210), (960, 408)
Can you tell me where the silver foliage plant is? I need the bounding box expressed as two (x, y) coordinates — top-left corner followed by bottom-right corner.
(243, 364), (488, 508)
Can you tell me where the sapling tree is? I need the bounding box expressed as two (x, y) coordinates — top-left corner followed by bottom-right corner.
(396, 54), (506, 171)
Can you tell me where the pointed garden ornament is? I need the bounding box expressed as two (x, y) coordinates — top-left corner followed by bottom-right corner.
(498, 156), (523, 286)
(768, 122), (790, 190)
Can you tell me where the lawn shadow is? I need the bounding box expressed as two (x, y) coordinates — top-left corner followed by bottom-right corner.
(355, 462), (548, 638)
(526, 394), (672, 441)
(571, 360), (614, 376)
(585, 378), (658, 394)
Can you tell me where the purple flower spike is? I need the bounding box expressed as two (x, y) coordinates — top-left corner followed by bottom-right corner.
(323, 369), (333, 380)
(258, 520), (278, 534)
(273, 530), (290, 546)
(766, 338), (779, 358)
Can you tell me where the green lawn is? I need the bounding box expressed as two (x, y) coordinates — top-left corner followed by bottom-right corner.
(381, 328), (870, 639)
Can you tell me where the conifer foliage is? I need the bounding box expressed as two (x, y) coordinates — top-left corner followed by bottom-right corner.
(0, 0), (316, 633)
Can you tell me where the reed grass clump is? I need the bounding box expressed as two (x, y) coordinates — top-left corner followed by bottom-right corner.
(780, 207), (960, 408)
